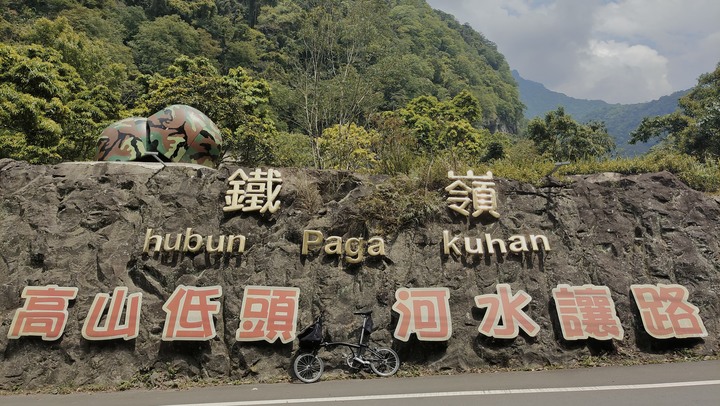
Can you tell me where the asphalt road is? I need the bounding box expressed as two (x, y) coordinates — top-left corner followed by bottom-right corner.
(2, 360), (719, 406)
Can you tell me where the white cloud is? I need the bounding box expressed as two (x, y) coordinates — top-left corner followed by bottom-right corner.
(426, 0), (720, 103)
(559, 40), (672, 103)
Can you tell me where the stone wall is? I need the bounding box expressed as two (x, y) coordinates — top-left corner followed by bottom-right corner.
(0, 159), (718, 390)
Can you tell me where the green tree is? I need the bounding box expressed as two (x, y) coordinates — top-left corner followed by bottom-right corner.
(396, 90), (505, 162)
(527, 107), (615, 161)
(135, 55), (277, 164)
(318, 122), (378, 171)
(0, 43), (121, 163)
(631, 62), (720, 159)
(22, 17), (137, 92)
(129, 14), (220, 74)
(288, 0), (387, 167)
(369, 113), (418, 175)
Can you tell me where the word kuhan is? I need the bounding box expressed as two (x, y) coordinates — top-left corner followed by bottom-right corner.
(442, 230), (551, 256)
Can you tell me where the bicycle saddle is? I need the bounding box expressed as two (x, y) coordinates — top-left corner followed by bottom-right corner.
(353, 310), (373, 316)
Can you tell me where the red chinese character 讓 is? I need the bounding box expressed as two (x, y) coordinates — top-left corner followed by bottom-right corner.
(552, 284), (624, 341)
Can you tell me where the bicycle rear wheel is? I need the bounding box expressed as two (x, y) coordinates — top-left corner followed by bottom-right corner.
(293, 353), (324, 383)
(369, 348), (399, 377)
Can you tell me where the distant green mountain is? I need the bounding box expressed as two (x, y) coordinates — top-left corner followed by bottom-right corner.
(513, 70), (688, 156)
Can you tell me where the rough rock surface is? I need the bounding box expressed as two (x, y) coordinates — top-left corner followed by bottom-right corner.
(0, 159), (718, 391)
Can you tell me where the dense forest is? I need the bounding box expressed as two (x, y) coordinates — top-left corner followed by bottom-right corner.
(1, 0), (719, 192)
(0, 0), (522, 168)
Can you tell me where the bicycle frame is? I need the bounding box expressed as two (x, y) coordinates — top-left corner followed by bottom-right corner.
(293, 312), (399, 383)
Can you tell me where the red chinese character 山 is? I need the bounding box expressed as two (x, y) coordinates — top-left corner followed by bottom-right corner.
(82, 287), (143, 341)
(236, 286), (300, 344)
(475, 284), (540, 339)
(162, 285), (222, 341)
(392, 288), (452, 342)
(8, 285), (79, 341)
(631, 284), (708, 339)
(552, 284), (624, 341)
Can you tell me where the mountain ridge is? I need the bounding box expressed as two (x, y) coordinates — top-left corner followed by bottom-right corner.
(513, 70), (688, 155)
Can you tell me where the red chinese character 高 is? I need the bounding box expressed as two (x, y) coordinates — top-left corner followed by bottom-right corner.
(8, 285), (78, 341)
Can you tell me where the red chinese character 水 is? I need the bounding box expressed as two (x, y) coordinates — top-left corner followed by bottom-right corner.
(8, 285), (78, 341)
(82, 287), (143, 341)
(475, 284), (540, 339)
(162, 285), (222, 341)
(631, 284), (707, 339)
(392, 288), (452, 341)
(552, 284), (624, 341)
(236, 286), (300, 344)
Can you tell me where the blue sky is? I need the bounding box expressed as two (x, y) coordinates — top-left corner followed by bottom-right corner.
(426, 0), (720, 104)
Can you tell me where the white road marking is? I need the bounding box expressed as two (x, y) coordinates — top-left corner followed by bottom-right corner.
(161, 379), (720, 406)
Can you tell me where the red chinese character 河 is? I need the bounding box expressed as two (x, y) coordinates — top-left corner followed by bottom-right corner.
(82, 287), (143, 341)
(392, 288), (452, 341)
(8, 285), (78, 341)
(475, 284), (540, 339)
(236, 286), (300, 344)
(552, 284), (624, 341)
(631, 284), (707, 339)
(162, 285), (222, 341)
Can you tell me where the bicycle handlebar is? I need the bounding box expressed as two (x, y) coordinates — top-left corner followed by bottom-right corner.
(353, 310), (373, 316)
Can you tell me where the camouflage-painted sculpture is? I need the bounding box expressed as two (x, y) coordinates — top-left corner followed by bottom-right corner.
(95, 105), (223, 168)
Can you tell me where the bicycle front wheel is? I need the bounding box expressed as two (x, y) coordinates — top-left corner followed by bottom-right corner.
(293, 353), (324, 383)
(369, 348), (399, 377)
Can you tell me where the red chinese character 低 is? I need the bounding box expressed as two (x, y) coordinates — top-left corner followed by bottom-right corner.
(8, 285), (78, 341)
(392, 288), (452, 341)
(631, 284), (707, 339)
(162, 285), (222, 341)
(236, 286), (300, 344)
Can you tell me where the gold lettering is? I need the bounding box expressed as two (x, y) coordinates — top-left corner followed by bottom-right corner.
(143, 228), (162, 253)
(226, 235), (246, 253)
(484, 234), (507, 255)
(464, 237), (485, 255)
(163, 233), (182, 251)
(443, 230), (462, 255)
(182, 228), (203, 252)
(325, 236), (343, 255)
(206, 235), (226, 253)
(302, 230), (324, 255)
(345, 238), (364, 263)
(367, 237), (385, 256)
(508, 235), (529, 253)
(530, 234), (551, 251)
